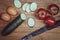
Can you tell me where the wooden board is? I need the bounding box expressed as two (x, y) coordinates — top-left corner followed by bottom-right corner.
(0, 0), (60, 40)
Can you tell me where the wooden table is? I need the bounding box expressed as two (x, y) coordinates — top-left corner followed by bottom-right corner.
(0, 0), (60, 40)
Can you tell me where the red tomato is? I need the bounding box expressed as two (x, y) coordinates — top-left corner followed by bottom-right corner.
(44, 16), (56, 26)
(48, 4), (59, 15)
(35, 8), (47, 20)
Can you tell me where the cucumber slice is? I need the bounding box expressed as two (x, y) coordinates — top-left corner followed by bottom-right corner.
(20, 13), (26, 20)
(28, 18), (35, 28)
(26, 4), (31, 13)
(14, 0), (22, 8)
(22, 3), (29, 11)
(30, 2), (38, 11)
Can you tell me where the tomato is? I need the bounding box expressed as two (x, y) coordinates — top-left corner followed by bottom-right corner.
(48, 4), (59, 15)
(44, 16), (56, 26)
(35, 8), (47, 20)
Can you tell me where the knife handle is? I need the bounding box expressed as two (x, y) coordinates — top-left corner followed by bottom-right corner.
(47, 20), (60, 30)
(21, 27), (47, 40)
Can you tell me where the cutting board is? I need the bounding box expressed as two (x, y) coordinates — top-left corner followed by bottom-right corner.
(0, 0), (60, 40)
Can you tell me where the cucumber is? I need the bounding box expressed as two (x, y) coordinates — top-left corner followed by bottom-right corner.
(14, 0), (22, 8)
(1, 13), (26, 36)
(28, 18), (35, 28)
(22, 3), (29, 11)
(25, 4), (31, 13)
(30, 2), (38, 11)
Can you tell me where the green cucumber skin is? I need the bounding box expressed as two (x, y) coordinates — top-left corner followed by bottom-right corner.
(1, 14), (24, 36)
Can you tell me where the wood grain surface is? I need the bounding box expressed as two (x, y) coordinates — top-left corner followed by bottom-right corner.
(0, 0), (60, 40)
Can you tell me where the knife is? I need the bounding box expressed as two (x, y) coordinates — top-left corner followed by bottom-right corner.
(21, 20), (60, 40)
